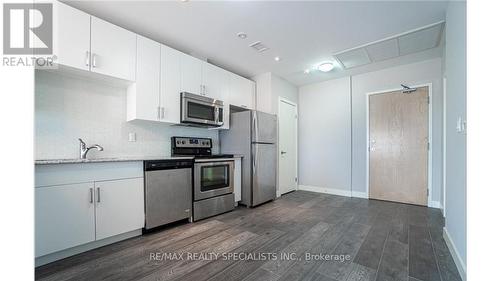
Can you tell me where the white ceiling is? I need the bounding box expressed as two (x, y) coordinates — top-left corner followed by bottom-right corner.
(64, 0), (448, 86)
(334, 22), (444, 69)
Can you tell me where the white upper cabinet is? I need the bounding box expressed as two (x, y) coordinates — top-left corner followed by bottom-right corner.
(180, 54), (203, 96)
(230, 75), (256, 110)
(52, 2), (136, 81)
(127, 35), (161, 122)
(90, 17), (136, 81)
(53, 2), (91, 72)
(160, 45), (182, 124)
(53, 2), (256, 126)
(202, 63), (227, 100)
(95, 178), (144, 240)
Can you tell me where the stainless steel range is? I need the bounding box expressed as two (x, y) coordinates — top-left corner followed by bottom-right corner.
(171, 137), (235, 221)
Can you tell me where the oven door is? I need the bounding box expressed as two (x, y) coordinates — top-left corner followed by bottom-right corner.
(181, 93), (223, 126)
(194, 161), (234, 201)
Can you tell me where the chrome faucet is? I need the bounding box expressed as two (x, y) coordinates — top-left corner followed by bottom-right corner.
(79, 138), (103, 159)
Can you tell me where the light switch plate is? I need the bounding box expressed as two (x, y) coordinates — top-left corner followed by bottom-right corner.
(128, 132), (136, 142)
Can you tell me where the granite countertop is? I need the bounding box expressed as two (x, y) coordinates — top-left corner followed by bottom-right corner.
(35, 156), (195, 165)
(35, 154), (244, 165)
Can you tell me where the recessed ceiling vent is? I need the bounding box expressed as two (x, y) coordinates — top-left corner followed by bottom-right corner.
(333, 21), (444, 69)
(249, 41), (269, 53)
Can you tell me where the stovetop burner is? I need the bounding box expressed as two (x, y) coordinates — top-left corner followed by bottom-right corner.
(171, 137), (233, 159)
(193, 154), (234, 159)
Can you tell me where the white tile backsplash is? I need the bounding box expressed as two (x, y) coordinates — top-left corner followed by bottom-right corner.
(35, 70), (219, 160)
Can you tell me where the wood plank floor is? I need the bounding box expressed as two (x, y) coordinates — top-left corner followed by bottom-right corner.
(35, 191), (462, 281)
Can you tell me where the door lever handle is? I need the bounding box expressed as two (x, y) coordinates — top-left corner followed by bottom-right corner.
(280, 151), (287, 155)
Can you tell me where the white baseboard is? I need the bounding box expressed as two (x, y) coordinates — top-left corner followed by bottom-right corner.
(297, 185), (438, 208)
(443, 227), (466, 281)
(428, 200), (442, 209)
(298, 185), (351, 197)
(351, 191), (368, 199)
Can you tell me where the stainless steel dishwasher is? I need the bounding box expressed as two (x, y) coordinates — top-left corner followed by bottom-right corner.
(144, 159), (193, 230)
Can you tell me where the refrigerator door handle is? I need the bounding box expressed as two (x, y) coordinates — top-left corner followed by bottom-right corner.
(252, 112), (258, 142)
(252, 145), (256, 175)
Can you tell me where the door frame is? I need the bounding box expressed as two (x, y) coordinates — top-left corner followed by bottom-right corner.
(442, 77), (447, 216)
(277, 96), (298, 197)
(365, 83), (433, 207)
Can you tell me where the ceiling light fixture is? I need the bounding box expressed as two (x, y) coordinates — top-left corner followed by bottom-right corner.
(236, 32), (247, 39)
(274, 56), (281, 62)
(317, 61), (335, 72)
(304, 69), (310, 74)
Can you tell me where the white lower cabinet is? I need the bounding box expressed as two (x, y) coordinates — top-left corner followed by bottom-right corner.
(95, 178), (145, 240)
(35, 164), (144, 259)
(35, 183), (96, 257)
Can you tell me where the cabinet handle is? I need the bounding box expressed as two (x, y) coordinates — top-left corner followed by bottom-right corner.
(97, 187), (101, 203)
(161, 107), (165, 119)
(157, 106), (160, 119)
(203, 85), (206, 95)
(92, 54), (97, 68)
(85, 51), (90, 66)
(90, 188), (93, 203)
(200, 85), (203, 95)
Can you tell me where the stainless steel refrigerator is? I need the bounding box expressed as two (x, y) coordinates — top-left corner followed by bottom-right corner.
(220, 110), (277, 207)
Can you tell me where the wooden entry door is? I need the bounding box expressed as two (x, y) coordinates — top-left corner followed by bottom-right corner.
(369, 86), (429, 206)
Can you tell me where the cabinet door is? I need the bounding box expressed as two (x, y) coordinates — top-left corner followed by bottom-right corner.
(180, 54), (203, 95)
(95, 178), (144, 240)
(215, 69), (231, 130)
(230, 75), (255, 109)
(134, 35), (161, 121)
(53, 2), (91, 71)
(160, 45), (182, 124)
(35, 183), (95, 257)
(202, 63), (227, 100)
(90, 17), (137, 81)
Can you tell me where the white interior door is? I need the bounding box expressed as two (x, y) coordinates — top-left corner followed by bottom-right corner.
(278, 99), (298, 195)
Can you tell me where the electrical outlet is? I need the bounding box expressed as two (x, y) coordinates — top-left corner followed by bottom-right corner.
(128, 132), (136, 142)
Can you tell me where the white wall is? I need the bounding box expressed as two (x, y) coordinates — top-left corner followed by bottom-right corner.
(253, 73), (272, 113)
(298, 77), (352, 194)
(351, 58), (444, 205)
(35, 71), (219, 159)
(298, 58), (444, 204)
(252, 72), (299, 197)
(252, 72), (299, 115)
(443, 1), (467, 278)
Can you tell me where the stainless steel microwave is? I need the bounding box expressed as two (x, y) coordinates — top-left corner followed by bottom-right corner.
(180, 92), (224, 127)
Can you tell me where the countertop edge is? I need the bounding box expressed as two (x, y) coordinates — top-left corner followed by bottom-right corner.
(35, 155), (244, 165)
